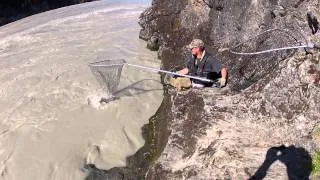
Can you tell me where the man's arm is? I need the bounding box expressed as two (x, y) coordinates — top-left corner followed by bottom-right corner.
(219, 67), (228, 87)
(177, 55), (195, 75)
(221, 67), (227, 80)
(209, 56), (228, 87)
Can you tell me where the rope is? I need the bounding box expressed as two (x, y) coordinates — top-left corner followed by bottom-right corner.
(229, 44), (314, 55)
(229, 28), (317, 56)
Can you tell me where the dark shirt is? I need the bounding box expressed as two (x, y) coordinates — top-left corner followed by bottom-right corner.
(186, 52), (222, 86)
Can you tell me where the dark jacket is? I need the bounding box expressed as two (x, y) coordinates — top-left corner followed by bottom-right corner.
(186, 52), (222, 86)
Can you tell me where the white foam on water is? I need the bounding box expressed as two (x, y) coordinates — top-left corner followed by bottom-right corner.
(0, 0), (162, 179)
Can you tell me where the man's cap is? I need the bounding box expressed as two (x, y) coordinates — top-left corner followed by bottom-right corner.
(187, 39), (205, 49)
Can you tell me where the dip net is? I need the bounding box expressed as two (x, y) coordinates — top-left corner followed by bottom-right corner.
(89, 59), (126, 94)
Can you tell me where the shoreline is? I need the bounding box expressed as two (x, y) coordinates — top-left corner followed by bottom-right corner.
(84, 87), (172, 180)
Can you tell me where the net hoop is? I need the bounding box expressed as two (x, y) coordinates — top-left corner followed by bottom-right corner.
(89, 59), (126, 94)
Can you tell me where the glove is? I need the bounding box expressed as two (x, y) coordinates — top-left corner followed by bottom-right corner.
(218, 78), (226, 88)
(168, 72), (178, 78)
(169, 71), (183, 78)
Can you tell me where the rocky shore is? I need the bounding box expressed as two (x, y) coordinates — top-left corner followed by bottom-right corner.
(87, 0), (320, 179)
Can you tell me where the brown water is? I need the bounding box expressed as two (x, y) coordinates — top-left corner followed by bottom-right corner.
(0, 1), (162, 179)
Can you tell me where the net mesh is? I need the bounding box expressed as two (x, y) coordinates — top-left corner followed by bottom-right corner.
(89, 59), (126, 94)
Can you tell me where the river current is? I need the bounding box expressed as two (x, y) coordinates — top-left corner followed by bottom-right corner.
(0, 0), (162, 179)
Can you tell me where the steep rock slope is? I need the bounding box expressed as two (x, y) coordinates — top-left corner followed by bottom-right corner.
(139, 0), (320, 179)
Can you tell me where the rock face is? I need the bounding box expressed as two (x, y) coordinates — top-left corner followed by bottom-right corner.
(139, 0), (320, 179)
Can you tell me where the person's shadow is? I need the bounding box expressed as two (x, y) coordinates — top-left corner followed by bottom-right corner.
(249, 145), (312, 180)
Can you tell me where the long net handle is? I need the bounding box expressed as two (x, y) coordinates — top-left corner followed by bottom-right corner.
(126, 63), (213, 83)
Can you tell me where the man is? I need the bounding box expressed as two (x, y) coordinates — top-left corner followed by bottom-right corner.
(172, 39), (227, 89)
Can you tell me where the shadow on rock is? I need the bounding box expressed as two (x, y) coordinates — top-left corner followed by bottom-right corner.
(249, 145), (312, 180)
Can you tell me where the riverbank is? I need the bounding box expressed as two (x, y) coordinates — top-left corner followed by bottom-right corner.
(85, 88), (172, 179)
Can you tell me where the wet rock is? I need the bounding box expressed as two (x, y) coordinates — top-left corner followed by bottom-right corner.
(147, 35), (160, 51)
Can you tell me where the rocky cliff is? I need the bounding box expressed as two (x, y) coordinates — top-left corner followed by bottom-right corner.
(84, 0), (320, 179)
(138, 0), (320, 179)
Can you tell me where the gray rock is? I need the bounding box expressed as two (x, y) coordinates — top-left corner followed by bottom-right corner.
(147, 35), (160, 51)
(138, 0), (320, 179)
(92, 0), (320, 179)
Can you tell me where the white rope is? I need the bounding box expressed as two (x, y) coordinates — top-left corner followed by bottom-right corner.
(228, 28), (318, 56)
(229, 44), (314, 56)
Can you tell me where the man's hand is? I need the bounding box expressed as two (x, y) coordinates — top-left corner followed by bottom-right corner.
(177, 68), (189, 75)
(218, 78), (226, 88)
